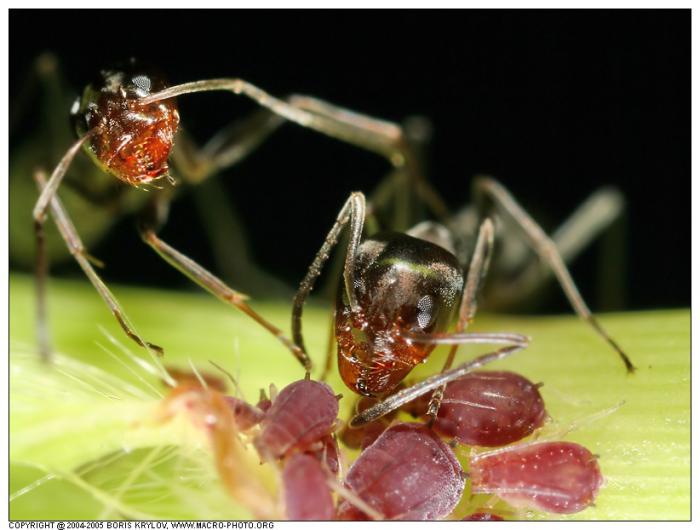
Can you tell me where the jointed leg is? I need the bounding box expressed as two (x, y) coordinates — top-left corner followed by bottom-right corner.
(426, 218), (495, 419)
(351, 331), (529, 427)
(292, 192), (366, 357)
(171, 110), (286, 185)
(140, 81), (450, 220)
(139, 221), (311, 372)
(473, 176), (635, 372)
(34, 171), (162, 360)
(484, 186), (626, 310)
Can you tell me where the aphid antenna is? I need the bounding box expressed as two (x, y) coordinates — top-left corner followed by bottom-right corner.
(326, 478), (384, 521)
(94, 341), (164, 399)
(470, 440), (557, 462)
(99, 325), (176, 388)
(187, 357), (209, 390)
(542, 383), (595, 407)
(539, 400), (626, 442)
(208, 359), (245, 400)
(232, 336), (243, 399)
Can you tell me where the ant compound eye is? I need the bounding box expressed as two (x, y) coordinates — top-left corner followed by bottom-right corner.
(416, 295), (434, 329)
(131, 74), (152, 94)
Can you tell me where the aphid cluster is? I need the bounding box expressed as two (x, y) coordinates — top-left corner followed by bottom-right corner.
(31, 59), (631, 520)
(162, 366), (603, 520)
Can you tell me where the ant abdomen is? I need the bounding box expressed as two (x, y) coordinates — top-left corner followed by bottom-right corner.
(335, 232), (464, 396)
(71, 59), (179, 185)
(404, 371), (547, 446)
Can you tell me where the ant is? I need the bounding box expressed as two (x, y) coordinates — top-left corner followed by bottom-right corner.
(290, 185), (636, 429)
(31, 57), (441, 363)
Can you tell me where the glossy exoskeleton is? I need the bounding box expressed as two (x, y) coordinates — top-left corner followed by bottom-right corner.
(31, 57), (435, 364)
(291, 184), (634, 427)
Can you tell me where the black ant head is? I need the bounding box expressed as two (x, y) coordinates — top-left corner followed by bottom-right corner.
(336, 232), (464, 396)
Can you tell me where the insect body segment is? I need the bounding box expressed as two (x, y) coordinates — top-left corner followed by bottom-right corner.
(72, 62), (179, 186)
(470, 441), (604, 514)
(336, 232), (463, 396)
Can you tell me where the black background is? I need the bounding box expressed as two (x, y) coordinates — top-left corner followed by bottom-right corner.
(9, 9), (690, 312)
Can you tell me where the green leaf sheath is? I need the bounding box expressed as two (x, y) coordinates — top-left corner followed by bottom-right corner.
(9, 274), (690, 520)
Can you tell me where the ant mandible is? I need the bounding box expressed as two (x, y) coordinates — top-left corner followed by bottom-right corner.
(32, 58), (440, 364)
(291, 185), (636, 428)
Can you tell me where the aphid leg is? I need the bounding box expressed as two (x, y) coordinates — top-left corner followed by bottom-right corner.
(485, 186), (626, 310)
(33, 171), (163, 359)
(138, 211), (311, 371)
(426, 218), (495, 420)
(351, 332), (529, 427)
(292, 192), (366, 357)
(473, 176), (635, 373)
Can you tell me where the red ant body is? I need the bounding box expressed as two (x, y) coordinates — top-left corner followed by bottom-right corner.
(291, 187), (633, 429)
(32, 58), (435, 365)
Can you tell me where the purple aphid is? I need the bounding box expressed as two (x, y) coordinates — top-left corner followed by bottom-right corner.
(406, 371), (546, 447)
(253, 379), (339, 461)
(283, 453), (335, 520)
(469, 441), (604, 514)
(223, 396), (266, 431)
(337, 422), (465, 520)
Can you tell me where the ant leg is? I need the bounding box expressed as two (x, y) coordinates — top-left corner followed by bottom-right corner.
(32, 133), (94, 226)
(33, 171), (163, 359)
(426, 218), (495, 419)
(292, 192), (366, 357)
(351, 331), (529, 427)
(319, 311), (337, 382)
(141, 81), (403, 161)
(484, 187), (625, 311)
(171, 109), (285, 185)
(171, 115), (292, 298)
(140, 81), (450, 220)
(138, 202), (310, 371)
(473, 176), (635, 372)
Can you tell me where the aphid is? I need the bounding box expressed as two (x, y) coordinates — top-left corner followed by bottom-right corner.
(283, 453), (336, 520)
(162, 368), (344, 520)
(251, 377), (342, 520)
(252, 378), (340, 463)
(158, 380), (275, 518)
(336, 422), (465, 520)
(291, 182), (634, 427)
(404, 370), (547, 446)
(31, 58), (435, 364)
(223, 395), (267, 431)
(469, 441), (604, 514)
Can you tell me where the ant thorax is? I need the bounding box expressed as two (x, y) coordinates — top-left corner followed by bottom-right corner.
(71, 61), (180, 186)
(335, 232), (464, 396)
